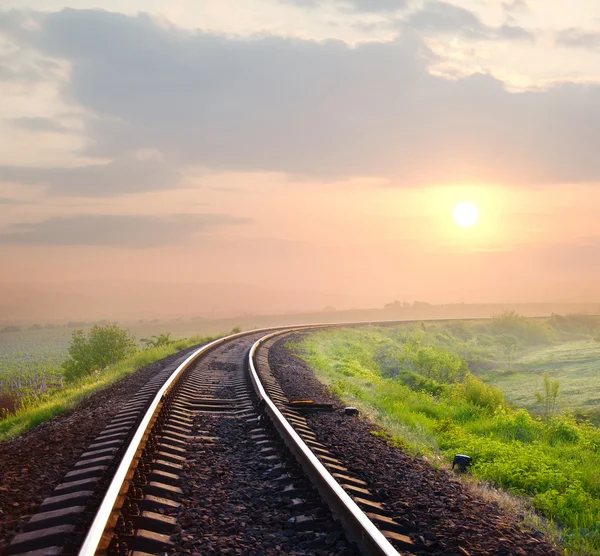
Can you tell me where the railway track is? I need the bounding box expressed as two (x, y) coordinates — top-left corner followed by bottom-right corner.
(5, 326), (416, 556)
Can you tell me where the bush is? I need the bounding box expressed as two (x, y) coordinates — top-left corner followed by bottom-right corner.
(458, 373), (505, 411)
(141, 333), (173, 349)
(492, 311), (553, 345)
(547, 415), (581, 445)
(397, 369), (449, 397)
(549, 313), (600, 338)
(404, 341), (467, 383)
(62, 324), (136, 382)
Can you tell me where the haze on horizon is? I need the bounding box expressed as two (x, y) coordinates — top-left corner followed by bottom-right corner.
(1, 0), (600, 321)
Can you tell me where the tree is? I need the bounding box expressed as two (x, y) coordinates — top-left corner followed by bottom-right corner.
(62, 324), (136, 382)
(535, 372), (560, 422)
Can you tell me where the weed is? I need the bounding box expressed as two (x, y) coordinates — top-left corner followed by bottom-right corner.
(536, 373), (560, 422)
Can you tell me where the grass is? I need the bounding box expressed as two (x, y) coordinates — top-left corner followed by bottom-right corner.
(0, 335), (215, 442)
(0, 319), (234, 419)
(0, 320), (224, 377)
(481, 341), (600, 413)
(290, 317), (600, 555)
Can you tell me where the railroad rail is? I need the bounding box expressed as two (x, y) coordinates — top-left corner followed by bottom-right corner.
(5, 324), (420, 556)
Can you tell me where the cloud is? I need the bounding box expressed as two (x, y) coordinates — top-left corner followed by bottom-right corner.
(9, 116), (69, 133)
(406, 1), (534, 42)
(0, 154), (180, 196)
(556, 28), (600, 50)
(0, 197), (29, 205)
(0, 11), (63, 84)
(281, 0), (407, 13)
(0, 213), (251, 247)
(502, 0), (529, 14)
(0, 8), (599, 189)
(343, 0), (406, 12)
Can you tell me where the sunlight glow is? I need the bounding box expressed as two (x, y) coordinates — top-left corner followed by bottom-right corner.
(453, 201), (479, 228)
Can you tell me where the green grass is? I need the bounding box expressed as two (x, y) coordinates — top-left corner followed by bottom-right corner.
(291, 319), (600, 555)
(0, 335), (214, 442)
(0, 319), (234, 407)
(0, 320), (224, 378)
(481, 341), (600, 413)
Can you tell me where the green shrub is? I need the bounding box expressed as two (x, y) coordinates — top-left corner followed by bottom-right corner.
(492, 311), (554, 345)
(403, 341), (467, 383)
(491, 409), (539, 443)
(62, 324), (136, 382)
(548, 313), (600, 339)
(141, 333), (173, 349)
(547, 415), (581, 445)
(458, 373), (505, 411)
(397, 369), (449, 397)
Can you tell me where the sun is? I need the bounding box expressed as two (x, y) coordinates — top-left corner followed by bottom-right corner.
(453, 201), (479, 227)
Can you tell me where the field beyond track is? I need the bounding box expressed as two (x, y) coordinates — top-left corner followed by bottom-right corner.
(289, 314), (600, 555)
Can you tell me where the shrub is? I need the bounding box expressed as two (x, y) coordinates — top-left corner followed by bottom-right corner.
(141, 333), (173, 349)
(491, 409), (539, 443)
(62, 324), (136, 382)
(492, 311), (553, 345)
(547, 415), (580, 445)
(458, 373), (505, 411)
(549, 313), (600, 338)
(404, 342), (467, 383)
(374, 346), (404, 378)
(397, 369), (449, 397)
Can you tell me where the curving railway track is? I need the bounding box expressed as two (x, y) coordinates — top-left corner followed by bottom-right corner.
(4, 325), (416, 556)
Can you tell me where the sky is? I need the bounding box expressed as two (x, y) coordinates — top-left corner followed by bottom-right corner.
(1, 0), (600, 319)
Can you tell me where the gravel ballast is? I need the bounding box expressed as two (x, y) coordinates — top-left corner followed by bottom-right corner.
(171, 336), (359, 555)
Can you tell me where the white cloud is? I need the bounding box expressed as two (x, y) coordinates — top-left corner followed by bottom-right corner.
(0, 8), (600, 196)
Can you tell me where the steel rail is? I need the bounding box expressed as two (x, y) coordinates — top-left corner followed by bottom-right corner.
(248, 332), (400, 556)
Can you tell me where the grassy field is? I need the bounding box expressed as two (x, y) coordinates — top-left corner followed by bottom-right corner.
(0, 320), (230, 399)
(290, 315), (600, 555)
(0, 334), (218, 441)
(481, 341), (600, 414)
(0, 318), (234, 437)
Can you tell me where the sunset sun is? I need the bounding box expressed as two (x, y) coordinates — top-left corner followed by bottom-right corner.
(453, 201), (479, 228)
